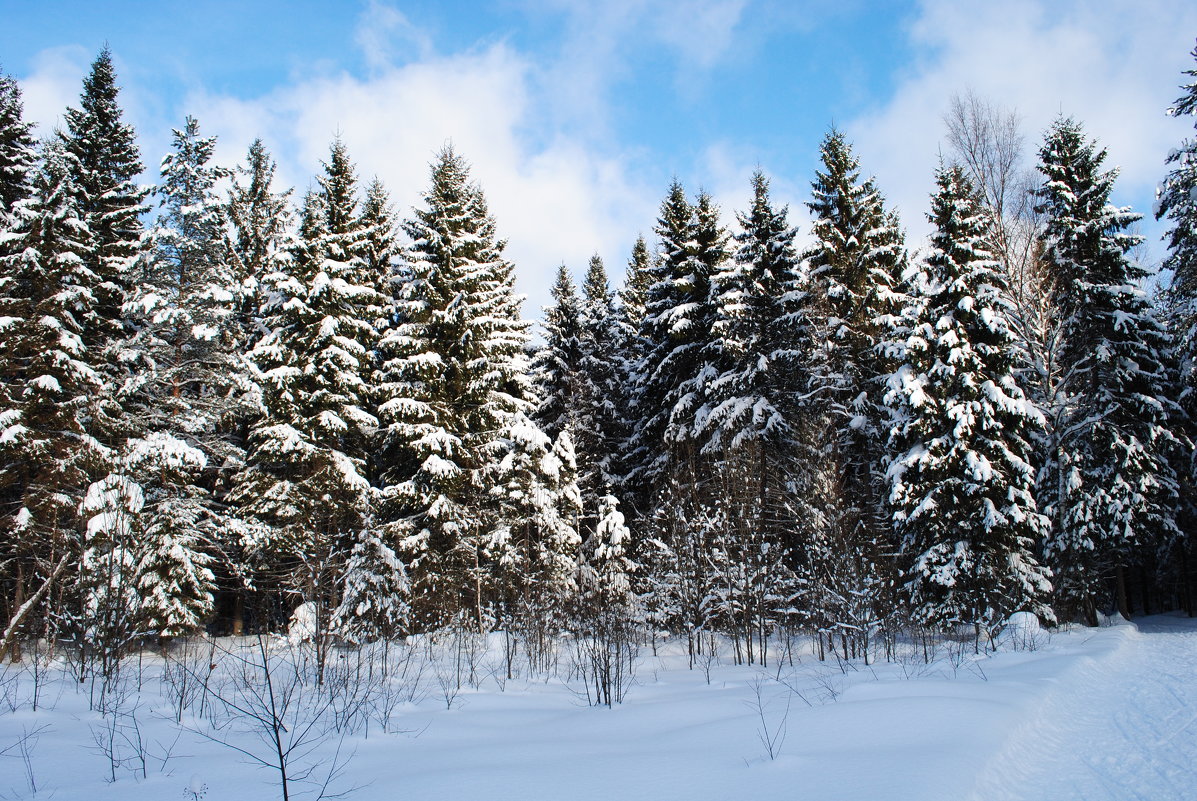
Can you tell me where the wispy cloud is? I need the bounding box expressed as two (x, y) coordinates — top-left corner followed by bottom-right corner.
(844, 0), (1197, 258)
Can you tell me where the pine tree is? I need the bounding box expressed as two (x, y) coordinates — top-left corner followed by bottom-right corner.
(380, 146), (536, 630)
(887, 165), (1052, 637)
(1034, 118), (1180, 623)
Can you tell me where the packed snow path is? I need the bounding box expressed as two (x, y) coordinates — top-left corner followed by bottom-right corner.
(976, 614), (1197, 801)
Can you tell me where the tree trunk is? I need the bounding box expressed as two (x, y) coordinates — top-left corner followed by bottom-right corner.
(0, 554), (71, 664)
(1115, 564), (1130, 621)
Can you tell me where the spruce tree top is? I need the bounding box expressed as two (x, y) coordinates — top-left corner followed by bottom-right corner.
(0, 71), (37, 216)
(1158, 41), (1197, 305)
(62, 47), (144, 206)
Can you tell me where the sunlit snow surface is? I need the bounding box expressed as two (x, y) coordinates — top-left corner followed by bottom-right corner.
(1, 614), (1194, 800)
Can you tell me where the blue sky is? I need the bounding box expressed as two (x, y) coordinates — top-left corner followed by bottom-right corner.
(3, 1), (1196, 314)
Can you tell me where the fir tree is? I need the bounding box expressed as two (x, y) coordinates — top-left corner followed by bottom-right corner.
(1034, 118), (1180, 623)
(887, 165), (1052, 637)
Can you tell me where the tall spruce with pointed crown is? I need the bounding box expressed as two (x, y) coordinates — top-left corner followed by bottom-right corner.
(1158, 41), (1197, 611)
(1034, 117), (1179, 623)
(887, 165), (1052, 636)
(379, 146), (536, 630)
(579, 254), (629, 503)
(696, 172), (807, 658)
(802, 129), (906, 657)
(0, 70), (44, 639)
(227, 139), (292, 345)
(630, 183), (726, 486)
(114, 116), (254, 640)
(60, 48), (148, 356)
(615, 236), (653, 513)
(0, 140), (103, 648)
(233, 140), (382, 649)
(533, 264), (584, 439)
(0, 71), (36, 219)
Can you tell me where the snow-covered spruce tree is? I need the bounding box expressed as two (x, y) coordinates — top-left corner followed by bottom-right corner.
(233, 140), (382, 663)
(1035, 118), (1180, 624)
(1158, 41), (1197, 612)
(613, 235), (653, 516)
(632, 184), (729, 660)
(801, 129), (906, 660)
(886, 165), (1052, 641)
(0, 71), (43, 650)
(222, 139), (293, 633)
(116, 117), (251, 641)
(0, 141), (105, 654)
(60, 48), (148, 386)
(226, 138), (292, 345)
(332, 525), (410, 643)
(488, 414), (581, 645)
(699, 171), (806, 662)
(379, 146), (536, 631)
(123, 433), (216, 641)
(534, 255), (626, 535)
(628, 182), (695, 487)
(532, 264), (584, 439)
(0, 71), (36, 219)
(579, 254), (631, 507)
(574, 493), (640, 705)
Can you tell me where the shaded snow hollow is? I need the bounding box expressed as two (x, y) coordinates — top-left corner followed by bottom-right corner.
(0, 615), (1194, 800)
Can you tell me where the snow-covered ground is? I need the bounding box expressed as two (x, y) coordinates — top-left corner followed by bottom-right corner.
(1, 615), (1194, 801)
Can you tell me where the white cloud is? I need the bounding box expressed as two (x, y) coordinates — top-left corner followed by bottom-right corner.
(844, 0), (1197, 255)
(185, 40), (654, 317)
(355, 0), (435, 73)
(17, 45), (91, 138)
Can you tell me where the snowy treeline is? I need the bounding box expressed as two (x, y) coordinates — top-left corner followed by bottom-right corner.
(2, 45), (1197, 672)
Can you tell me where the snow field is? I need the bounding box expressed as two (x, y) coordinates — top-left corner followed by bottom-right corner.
(0, 616), (1194, 801)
